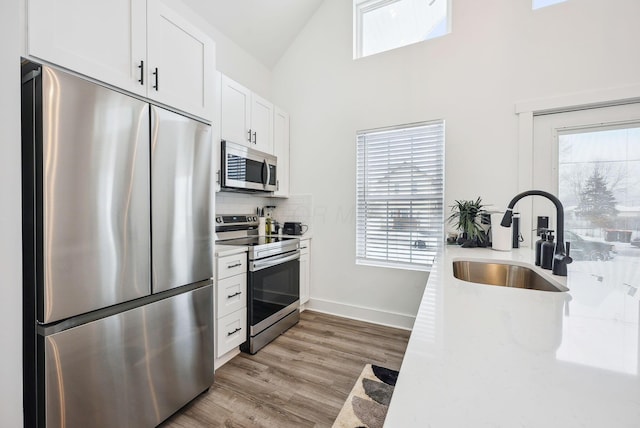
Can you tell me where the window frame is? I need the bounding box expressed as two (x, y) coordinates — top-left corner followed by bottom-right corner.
(355, 120), (445, 271)
(353, 0), (452, 59)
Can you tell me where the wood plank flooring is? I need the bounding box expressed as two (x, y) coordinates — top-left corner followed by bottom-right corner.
(160, 310), (411, 428)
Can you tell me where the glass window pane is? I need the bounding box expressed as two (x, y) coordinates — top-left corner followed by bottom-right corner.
(356, 120), (444, 271)
(558, 125), (640, 274)
(356, 0), (449, 58)
(533, 0), (567, 10)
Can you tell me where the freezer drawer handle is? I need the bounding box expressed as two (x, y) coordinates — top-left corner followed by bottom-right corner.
(227, 262), (242, 269)
(227, 291), (242, 299)
(227, 327), (242, 336)
(138, 60), (144, 85)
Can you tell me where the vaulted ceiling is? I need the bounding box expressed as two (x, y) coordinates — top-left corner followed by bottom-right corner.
(182, 0), (325, 69)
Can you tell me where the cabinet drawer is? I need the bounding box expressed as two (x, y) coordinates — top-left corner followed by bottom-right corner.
(216, 253), (247, 280)
(216, 273), (247, 318)
(216, 308), (247, 357)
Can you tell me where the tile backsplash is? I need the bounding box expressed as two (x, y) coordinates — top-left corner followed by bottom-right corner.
(215, 192), (313, 235)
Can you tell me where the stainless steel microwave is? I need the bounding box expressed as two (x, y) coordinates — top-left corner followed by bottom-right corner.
(221, 140), (277, 192)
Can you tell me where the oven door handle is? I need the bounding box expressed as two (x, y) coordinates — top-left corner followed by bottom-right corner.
(250, 250), (300, 272)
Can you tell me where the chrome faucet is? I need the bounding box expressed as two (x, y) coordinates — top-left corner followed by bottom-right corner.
(500, 190), (572, 276)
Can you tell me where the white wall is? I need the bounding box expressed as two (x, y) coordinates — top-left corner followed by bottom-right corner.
(271, 0), (640, 327)
(1, 0), (24, 425)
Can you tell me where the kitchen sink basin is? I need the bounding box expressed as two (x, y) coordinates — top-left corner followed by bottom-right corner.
(452, 260), (566, 292)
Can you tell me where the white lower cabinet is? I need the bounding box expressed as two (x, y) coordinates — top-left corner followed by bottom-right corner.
(299, 238), (311, 307)
(215, 251), (247, 360)
(216, 308), (247, 356)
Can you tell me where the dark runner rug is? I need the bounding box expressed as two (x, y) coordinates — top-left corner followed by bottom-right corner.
(332, 364), (399, 428)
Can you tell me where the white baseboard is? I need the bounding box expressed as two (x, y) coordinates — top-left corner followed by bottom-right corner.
(214, 347), (241, 371)
(305, 298), (415, 330)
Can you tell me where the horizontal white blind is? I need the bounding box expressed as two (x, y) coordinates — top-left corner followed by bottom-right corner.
(356, 121), (444, 270)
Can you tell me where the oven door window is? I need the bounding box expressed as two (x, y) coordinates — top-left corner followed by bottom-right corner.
(249, 258), (300, 327)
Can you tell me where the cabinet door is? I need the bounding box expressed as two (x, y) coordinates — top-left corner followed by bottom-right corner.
(300, 245), (310, 305)
(273, 107), (290, 197)
(216, 308), (247, 357)
(27, 0), (146, 96)
(220, 74), (252, 146)
(216, 274), (247, 319)
(147, 0), (215, 121)
(251, 94), (274, 154)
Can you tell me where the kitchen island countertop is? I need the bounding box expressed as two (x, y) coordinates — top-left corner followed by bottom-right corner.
(385, 246), (640, 427)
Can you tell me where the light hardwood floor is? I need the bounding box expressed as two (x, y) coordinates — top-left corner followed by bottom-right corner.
(160, 310), (411, 428)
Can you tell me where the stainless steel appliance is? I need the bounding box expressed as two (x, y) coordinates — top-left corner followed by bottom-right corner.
(22, 62), (214, 428)
(221, 140), (278, 192)
(216, 215), (300, 354)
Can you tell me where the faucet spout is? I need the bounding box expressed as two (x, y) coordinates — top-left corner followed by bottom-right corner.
(500, 190), (572, 276)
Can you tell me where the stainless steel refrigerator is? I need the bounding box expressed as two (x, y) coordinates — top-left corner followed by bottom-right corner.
(21, 62), (214, 428)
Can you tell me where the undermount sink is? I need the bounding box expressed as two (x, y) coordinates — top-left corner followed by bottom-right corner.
(452, 260), (566, 292)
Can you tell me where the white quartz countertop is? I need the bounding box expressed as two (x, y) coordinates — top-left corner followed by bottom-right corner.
(385, 246), (640, 427)
(214, 244), (248, 257)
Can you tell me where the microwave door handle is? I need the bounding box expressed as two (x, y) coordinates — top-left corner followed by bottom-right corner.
(261, 159), (268, 187)
(266, 160), (271, 187)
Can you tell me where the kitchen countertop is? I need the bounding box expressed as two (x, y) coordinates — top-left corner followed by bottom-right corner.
(385, 246), (640, 427)
(214, 244), (248, 257)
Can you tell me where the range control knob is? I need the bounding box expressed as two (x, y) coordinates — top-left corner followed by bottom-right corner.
(215, 217), (222, 223)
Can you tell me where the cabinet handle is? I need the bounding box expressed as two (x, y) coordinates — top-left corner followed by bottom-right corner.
(276, 180), (279, 191)
(227, 327), (241, 336)
(247, 129), (252, 142)
(152, 67), (159, 91)
(138, 60), (144, 85)
(227, 262), (241, 269)
(252, 131), (257, 144)
(227, 291), (242, 299)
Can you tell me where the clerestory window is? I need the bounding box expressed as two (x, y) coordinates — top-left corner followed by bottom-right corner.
(532, 0), (567, 10)
(353, 0), (451, 59)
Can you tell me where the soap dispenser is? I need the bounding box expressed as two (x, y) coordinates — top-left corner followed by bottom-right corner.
(541, 230), (555, 270)
(535, 229), (547, 266)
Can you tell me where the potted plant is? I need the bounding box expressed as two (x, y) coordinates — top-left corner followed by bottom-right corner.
(447, 197), (488, 247)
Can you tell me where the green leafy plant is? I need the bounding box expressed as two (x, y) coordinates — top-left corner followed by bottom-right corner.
(447, 197), (487, 243)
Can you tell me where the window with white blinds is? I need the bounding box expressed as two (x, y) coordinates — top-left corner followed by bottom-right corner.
(356, 120), (444, 271)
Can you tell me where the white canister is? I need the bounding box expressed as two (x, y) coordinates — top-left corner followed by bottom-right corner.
(258, 217), (266, 236)
(491, 213), (512, 251)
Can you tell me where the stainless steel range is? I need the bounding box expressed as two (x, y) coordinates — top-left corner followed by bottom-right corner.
(216, 215), (300, 354)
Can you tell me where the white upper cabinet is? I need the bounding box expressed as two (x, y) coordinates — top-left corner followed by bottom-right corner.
(146, 0), (214, 120)
(272, 107), (290, 197)
(250, 94), (274, 154)
(27, 0), (215, 121)
(220, 74), (252, 146)
(27, 0), (147, 97)
(220, 73), (273, 153)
